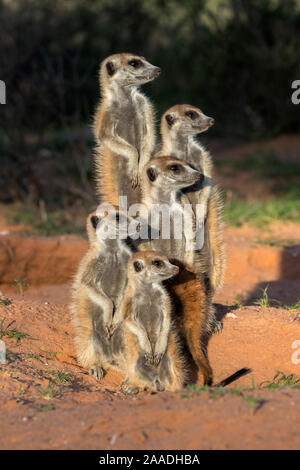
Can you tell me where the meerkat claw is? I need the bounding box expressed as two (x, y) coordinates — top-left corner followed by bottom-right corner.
(89, 366), (104, 380)
(120, 382), (140, 395)
(131, 173), (139, 189)
(153, 353), (163, 367)
(144, 353), (154, 364)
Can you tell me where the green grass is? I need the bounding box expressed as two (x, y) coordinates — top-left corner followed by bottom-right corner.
(14, 279), (28, 297)
(36, 404), (54, 412)
(180, 384), (262, 413)
(261, 371), (300, 390)
(281, 301), (300, 311)
(6, 203), (87, 237)
(254, 286), (271, 308)
(0, 318), (37, 343)
(48, 369), (73, 383)
(0, 298), (11, 306)
(225, 196), (300, 227)
(40, 350), (61, 360)
(40, 383), (61, 399)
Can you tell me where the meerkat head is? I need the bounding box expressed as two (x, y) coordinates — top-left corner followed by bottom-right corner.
(143, 156), (203, 192)
(161, 104), (214, 137)
(87, 205), (143, 245)
(128, 251), (179, 285)
(100, 53), (161, 89)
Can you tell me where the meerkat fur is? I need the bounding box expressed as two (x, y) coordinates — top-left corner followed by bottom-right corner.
(93, 53), (160, 206)
(159, 104), (225, 294)
(119, 251), (186, 393)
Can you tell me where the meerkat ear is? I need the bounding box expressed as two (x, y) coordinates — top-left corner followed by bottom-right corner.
(90, 216), (99, 229)
(133, 260), (143, 272)
(106, 61), (115, 77)
(146, 166), (157, 182)
(165, 114), (176, 127)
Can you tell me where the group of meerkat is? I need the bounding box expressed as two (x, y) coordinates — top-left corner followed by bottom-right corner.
(71, 53), (226, 394)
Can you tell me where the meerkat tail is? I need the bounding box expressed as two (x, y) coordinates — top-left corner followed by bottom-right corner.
(214, 368), (252, 388)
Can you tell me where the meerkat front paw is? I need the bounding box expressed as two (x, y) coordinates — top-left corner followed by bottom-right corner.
(89, 366), (104, 380)
(108, 322), (118, 338)
(120, 381), (140, 395)
(144, 352), (154, 365)
(131, 172), (139, 189)
(152, 353), (164, 367)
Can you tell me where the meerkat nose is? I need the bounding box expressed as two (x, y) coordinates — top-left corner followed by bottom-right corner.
(209, 118), (215, 126)
(154, 67), (161, 76)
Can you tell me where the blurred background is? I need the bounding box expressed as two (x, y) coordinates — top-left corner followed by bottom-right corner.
(1, 0), (300, 236)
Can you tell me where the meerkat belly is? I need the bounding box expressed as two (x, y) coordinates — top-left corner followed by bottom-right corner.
(86, 298), (111, 357)
(116, 158), (142, 205)
(134, 291), (164, 350)
(100, 251), (131, 308)
(114, 103), (143, 205)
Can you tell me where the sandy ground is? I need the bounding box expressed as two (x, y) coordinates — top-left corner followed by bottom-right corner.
(0, 221), (300, 450)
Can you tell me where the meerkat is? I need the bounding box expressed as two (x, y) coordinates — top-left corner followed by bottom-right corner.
(93, 53), (161, 207)
(71, 206), (143, 379)
(159, 104), (225, 298)
(119, 251), (186, 394)
(140, 156), (214, 384)
(141, 155), (203, 265)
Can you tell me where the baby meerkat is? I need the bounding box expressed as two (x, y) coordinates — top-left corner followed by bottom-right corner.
(94, 53), (161, 206)
(159, 104), (225, 298)
(141, 155), (203, 266)
(71, 206), (142, 380)
(120, 251), (185, 394)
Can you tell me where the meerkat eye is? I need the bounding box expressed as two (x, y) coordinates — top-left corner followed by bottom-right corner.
(152, 259), (164, 268)
(90, 216), (99, 229)
(115, 214), (120, 222)
(185, 111), (198, 120)
(133, 261), (143, 272)
(128, 59), (142, 68)
(168, 164), (182, 173)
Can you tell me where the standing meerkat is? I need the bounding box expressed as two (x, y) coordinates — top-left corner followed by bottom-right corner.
(159, 104), (225, 298)
(140, 157), (214, 384)
(141, 155), (203, 265)
(94, 53), (161, 206)
(71, 206), (142, 380)
(120, 251), (186, 394)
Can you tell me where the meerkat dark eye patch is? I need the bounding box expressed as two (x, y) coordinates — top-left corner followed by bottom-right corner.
(168, 164), (182, 173)
(128, 59), (142, 68)
(185, 110), (198, 120)
(152, 259), (164, 268)
(133, 261), (143, 272)
(106, 61), (115, 77)
(90, 216), (99, 229)
(146, 167), (157, 182)
(165, 114), (175, 127)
